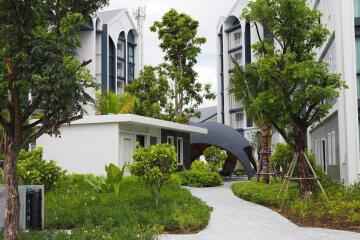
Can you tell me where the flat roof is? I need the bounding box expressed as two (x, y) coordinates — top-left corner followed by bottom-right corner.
(68, 114), (208, 134)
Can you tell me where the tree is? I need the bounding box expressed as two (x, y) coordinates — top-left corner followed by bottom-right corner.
(130, 144), (177, 205)
(151, 9), (215, 123)
(0, 1), (108, 239)
(125, 65), (170, 119)
(232, 0), (346, 197)
(230, 62), (273, 184)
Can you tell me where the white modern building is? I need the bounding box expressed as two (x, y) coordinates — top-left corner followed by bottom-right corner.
(77, 9), (141, 115)
(217, 0), (360, 185)
(36, 114), (207, 175)
(216, 0), (283, 147)
(307, 0), (360, 185)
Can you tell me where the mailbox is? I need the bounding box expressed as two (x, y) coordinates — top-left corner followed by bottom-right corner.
(0, 185), (44, 231)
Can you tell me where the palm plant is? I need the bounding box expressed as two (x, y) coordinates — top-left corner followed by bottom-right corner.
(94, 92), (138, 115)
(229, 62), (272, 184)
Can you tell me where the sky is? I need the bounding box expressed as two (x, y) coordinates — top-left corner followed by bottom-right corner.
(103, 0), (237, 107)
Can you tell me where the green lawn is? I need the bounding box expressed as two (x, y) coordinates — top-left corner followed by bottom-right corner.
(1, 175), (212, 240)
(231, 178), (299, 207)
(231, 178), (360, 232)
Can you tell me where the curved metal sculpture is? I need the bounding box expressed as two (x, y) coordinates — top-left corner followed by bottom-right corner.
(190, 122), (256, 178)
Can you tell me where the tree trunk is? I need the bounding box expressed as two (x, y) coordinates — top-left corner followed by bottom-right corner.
(261, 124), (271, 184)
(295, 127), (310, 198)
(3, 145), (20, 240)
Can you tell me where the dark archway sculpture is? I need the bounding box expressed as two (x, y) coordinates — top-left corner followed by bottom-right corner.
(190, 122), (256, 178)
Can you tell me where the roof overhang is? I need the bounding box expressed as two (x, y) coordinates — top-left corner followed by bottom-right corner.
(68, 114), (208, 134)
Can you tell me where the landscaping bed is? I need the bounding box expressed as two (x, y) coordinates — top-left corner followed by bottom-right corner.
(1, 175), (212, 240)
(232, 179), (360, 233)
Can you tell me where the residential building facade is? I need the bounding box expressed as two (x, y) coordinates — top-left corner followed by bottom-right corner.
(308, 0), (360, 185)
(77, 9), (141, 115)
(216, 1), (283, 147)
(217, 0), (360, 185)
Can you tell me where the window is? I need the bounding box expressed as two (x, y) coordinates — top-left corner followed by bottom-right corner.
(229, 51), (242, 70)
(229, 93), (240, 109)
(136, 135), (145, 148)
(321, 139), (327, 173)
(128, 46), (135, 64)
(117, 41), (125, 59)
(231, 111), (244, 129)
(355, 0), (360, 18)
(128, 64), (135, 83)
(150, 136), (157, 145)
(177, 138), (183, 165)
(229, 30), (242, 49)
(117, 61), (125, 79)
(167, 136), (174, 146)
(246, 115), (253, 128)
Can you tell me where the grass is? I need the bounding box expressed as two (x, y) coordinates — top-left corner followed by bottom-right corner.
(231, 178), (360, 232)
(231, 178), (299, 207)
(1, 175), (212, 239)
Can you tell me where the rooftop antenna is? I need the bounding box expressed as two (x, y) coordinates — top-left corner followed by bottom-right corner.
(133, 6), (146, 70)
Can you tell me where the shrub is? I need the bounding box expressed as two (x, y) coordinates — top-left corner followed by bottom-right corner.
(130, 144), (177, 204)
(203, 146), (227, 172)
(269, 143), (294, 173)
(17, 147), (65, 190)
(86, 164), (126, 194)
(178, 170), (223, 187)
(232, 179), (299, 207)
(191, 159), (210, 171)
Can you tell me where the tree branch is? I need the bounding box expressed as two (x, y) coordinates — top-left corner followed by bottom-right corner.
(269, 120), (296, 149)
(19, 115), (83, 150)
(0, 115), (10, 131)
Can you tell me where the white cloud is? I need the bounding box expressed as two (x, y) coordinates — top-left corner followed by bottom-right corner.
(104, 0), (237, 107)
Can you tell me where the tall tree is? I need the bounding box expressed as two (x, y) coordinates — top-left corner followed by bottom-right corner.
(230, 62), (273, 184)
(151, 9), (215, 123)
(0, 1), (108, 239)
(125, 65), (170, 119)
(232, 0), (346, 197)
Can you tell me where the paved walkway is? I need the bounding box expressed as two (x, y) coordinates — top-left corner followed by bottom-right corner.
(159, 182), (360, 240)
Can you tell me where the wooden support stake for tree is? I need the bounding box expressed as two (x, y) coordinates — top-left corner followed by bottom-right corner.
(278, 151), (327, 199)
(278, 152), (298, 197)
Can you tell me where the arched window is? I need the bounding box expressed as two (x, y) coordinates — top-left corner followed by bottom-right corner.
(117, 32), (126, 81)
(109, 37), (116, 92)
(127, 30), (136, 83)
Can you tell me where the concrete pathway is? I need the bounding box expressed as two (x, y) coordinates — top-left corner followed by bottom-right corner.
(159, 182), (360, 240)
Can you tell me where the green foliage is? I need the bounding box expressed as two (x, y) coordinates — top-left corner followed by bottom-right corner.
(203, 146), (227, 172)
(95, 91), (138, 115)
(178, 170), (223, 188)
(125, 66), (170, 119)
(17, 148), (65, 190)
(232, 179), (299, 207)
(191, 160), (210, 171)
(150, 9), (215, 123)
(269, 143), (294, 173)
(4, 175), (211, 239)
(0, 0), (109, 146)
(105, 164), (125, 194)
(130, 144), (177, 204)
(86, 164), (125, 194)
(232, 178), (360, 225)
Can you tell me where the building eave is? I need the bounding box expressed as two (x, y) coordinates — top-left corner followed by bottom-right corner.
(67, 114), (208, 134)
